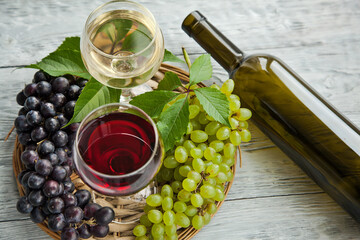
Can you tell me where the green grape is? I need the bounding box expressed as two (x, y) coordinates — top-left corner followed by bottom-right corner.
(151, 223), (165, 238)
(175, 135), (185, 146)
(183, 140), (196, 153)
(203, 212), (211, 225)
(190, 84), (199, 90)
(174, 166), (185, 181)
(174, 146), (188, 163)
(207, 134), (218, 143)
(215, 184), (224, 191)
(204, 121), (221, 135)
(187, 170), (202, 183)
(166, 234), (178, 240)
(135, 236), (149, 240)
(165, 224), (177, 236)
(174, 201), (187, 213)
(133, 224), (147, 237)
(161, 184), (173, 198)
(205, 114), (215, 121)
(164, 156), (179, 169)
(171, 181), (182, 193)
(229, 117), (240, 130)
(146, 194), (162, 207)
(144, 204), (155, 214)
(197, 143), (208, 152)
(204, 160), (213, 168)
(198, 112), (209, 125)
(192, 158), (205, 173)
(161, 167), (174, 182)
(190, 193), (204, 208)
(210, 84), (221, 90)
(190, 130), (208, 143)
(163, 210), (175, 226)
(190, 147), (203, 158)
(223, 156), (235, 167)
(209, 140), (224, 152)
(216, 126), (231, 140)
(223, 143), (236, 158)
(204, 147), (216, 161)
(148, 209), (163, 224)
(228, 94), (240, 101)
(192, 98), (203, 111)
(204, 198), (215, 205)
(206, 202), (217, 215)
(206, 164), (220, 177)
(230, 130), (241, 146)
(190, 119), (201, 131)
(177, 189), (191, 202)
(182, 178), (197, 192)
(237, 108), (252, 121)
(189, 105), (200, 119)
(240, 129), (251, 142)
(203, 177), (216, 186)
(219, 163), (230, 173)
(140, 214), (152, 227)
(186, 122), (193, 135)
(200, 184), (216, 198)
(212, 153), (222, 164)
(184, 205), (198, 217)
(229, 98), (241, 112)
(226, 171), (234, 181)
(175, 212), (190, 228)
(162, 196), (173, 211)
(220, 79), (234, 96)
(214, 188), (225, 201)
(192, 215), (204, 230)
(184, 158), (193, 167)
(215, 172), (227, 184)
(238, 120), (249, 129)
(179, 165), (192, 177)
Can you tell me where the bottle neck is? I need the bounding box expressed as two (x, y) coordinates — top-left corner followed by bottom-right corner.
(182, 11), (244, 73)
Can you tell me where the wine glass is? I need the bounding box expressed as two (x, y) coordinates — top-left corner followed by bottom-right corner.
(80, 0), (164, 102)
(73, 103), (164, 197)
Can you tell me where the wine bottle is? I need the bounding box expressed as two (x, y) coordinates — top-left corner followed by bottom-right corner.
(182, 11), (360, 221)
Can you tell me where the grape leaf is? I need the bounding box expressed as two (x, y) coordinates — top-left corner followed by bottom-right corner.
(130, 90), (178, 118)
(157, 72), (182, 91)
(157, 97), (190, 151)
(122, 24), (152, 54)
(189, 54), (212, 86)
(97, 19), (133, 45)
(57, 36), (80, 52)
(163, 49), (185, 63)
(65, 78), (121, 126)
(194, 87), (231, 127)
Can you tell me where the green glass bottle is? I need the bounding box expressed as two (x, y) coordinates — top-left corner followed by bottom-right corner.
(182, 11), (360, 221)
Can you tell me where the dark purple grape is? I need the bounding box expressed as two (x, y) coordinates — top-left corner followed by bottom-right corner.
(38, 140), (55, 156)
(48, 213), (66, 232)
(67, 85), (81, 100)
(14, 115), (32, 132)
(63, 180), (75, 193)
(64, 101), (76, 118)
(21, 150), (39, 168)
(47, 197), (65, 214)
(42, 180), (60, 198)
(65, 156), (74, 169)
(26, 110), (42, 126)
(57, 182), (65, 197)
(40, 102), (56, 118)
(49, 93), (67, 109)
(63, 146), (72, 156)
(55, 148), (68, 164)
(61, 227), (79, 240)
(35, 159), (53, 176)
(36, 81), (52, 97)
(16, 197), (33, 214)
(33, 71), (50, 83)
(24, 96), (40, 110)
(17, 170), (29, 184)
(94, 207), (115, 226)
(30, 207), (46, 223)
(25, 144), (37, 151)
(67, 133), (76, 149)
(68, 122), (80, 132)
(28, 190), (46, 206)
(52, 130), (68, 147)
(18, 132), (33, 146)
(91, 224), (109, 238)
(27, 173), (45, 189)
(30, 126), (48, 142)
(76, 79), (88, 88)
(77, 223), (92, 239)
(21, 171), (33, 188)
(44, 117), (60, 133)
(45, 153), (59, 166)
(24, 83), (38, 97)
(64, 206), (83, 223)
(51, 165), (67, 182)
(61, 193), (78, 208)
(16, 91), (27, 106)
(83, 203), (101, 220)
(52, 77), (70, 93)
(42, 204), (51, 216)
(62, 165), (72, 177)
(18, 107), (28, 116)
(74, 190), (91, 208)
(56, 113), (68, 127)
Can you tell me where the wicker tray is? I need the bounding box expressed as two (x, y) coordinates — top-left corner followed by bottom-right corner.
(12, 63), (238, 240)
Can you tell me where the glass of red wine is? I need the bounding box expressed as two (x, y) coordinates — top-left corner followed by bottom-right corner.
(73, 103), (164, 197)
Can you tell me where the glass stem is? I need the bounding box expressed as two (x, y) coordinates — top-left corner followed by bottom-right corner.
(120, 88), (132, 103)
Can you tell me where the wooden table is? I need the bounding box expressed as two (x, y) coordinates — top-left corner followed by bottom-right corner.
(0, 0), (359, 239)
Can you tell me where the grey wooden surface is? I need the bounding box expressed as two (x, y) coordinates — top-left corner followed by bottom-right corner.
(0, 0), (360, 239)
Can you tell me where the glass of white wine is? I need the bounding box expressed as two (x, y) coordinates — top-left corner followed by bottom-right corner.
(80, 0), (164, 102)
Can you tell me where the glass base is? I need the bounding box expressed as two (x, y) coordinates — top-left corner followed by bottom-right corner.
(120, 84), (153, 103)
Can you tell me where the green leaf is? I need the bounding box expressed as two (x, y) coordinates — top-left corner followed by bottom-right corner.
(65, 78), (121, 126)
(122, 24), (152, 53)
(26, 49), (91, 79)
(57, 37), (80, 52)
(130, 90), (178, 118)
(163, 49), (185, 63)
(157, 97), (190, 151)
(194, 87), (231, 127)
(97, 19), (133, 44)
(157, 72), (182, 91)
(189, 54), (212, 86)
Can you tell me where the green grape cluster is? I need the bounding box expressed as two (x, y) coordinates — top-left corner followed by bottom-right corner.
(133, 79), (252, 240)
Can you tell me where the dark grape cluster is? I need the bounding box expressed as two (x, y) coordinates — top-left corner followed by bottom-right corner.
(15, 71), (115, 240)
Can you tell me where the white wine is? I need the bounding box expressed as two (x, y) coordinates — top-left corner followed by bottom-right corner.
(81, 9), (164, 89)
